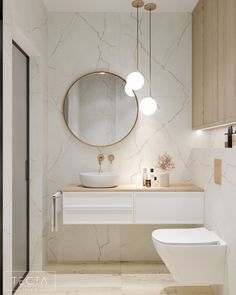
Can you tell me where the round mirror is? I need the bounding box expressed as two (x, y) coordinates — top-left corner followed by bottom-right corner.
(63, 72), (139, 147)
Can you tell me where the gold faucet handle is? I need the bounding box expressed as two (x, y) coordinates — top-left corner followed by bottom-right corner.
(108, 154), (115, 164)
(97, 154), (104, 164)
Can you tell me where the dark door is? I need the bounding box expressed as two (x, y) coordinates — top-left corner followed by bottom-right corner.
(0, 3), (3, 294)
(12, 41), (29, 292)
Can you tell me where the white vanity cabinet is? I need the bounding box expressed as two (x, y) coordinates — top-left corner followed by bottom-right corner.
(62, 185), (204, 225)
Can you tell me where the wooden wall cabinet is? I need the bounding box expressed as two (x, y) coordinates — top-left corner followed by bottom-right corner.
(192, 0), (236, 129)
(218, 0), (236, 123)
(192, 0), (204, 128)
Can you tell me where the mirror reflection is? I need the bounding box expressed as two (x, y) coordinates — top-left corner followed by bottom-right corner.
(63, 72), (138, 147)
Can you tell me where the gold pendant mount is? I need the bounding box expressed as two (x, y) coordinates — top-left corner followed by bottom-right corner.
(132, 0), (144, 8)
(144, 3), (157, 11)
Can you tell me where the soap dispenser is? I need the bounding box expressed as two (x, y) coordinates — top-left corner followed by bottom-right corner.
(225, 126), (233, 148)
(143, 168), (148, 186)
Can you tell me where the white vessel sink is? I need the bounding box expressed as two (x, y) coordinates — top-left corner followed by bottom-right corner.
(80, 172), (120, 188)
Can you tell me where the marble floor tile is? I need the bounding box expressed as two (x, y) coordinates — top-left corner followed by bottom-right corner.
(15, 292), (65, 295)
(82, 262), (121, 274)
(52, 273), (122, 289)
(160, 286), (214, 295)
(15, 264), (214, 295)
(66, 287), (122, 295)
(45, 262), (168, 274)
(121, 262), (169, 274)
(45, 262), (121, 274)
(121, 274), (177, 288)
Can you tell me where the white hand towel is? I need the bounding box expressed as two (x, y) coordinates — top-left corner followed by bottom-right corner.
(51, 191), (62, 232)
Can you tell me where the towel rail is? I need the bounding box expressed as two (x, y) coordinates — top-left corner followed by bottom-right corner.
(51, 191), (62, 232)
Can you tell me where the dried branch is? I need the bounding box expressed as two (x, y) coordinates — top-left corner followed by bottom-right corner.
(156, 152), (175, 172)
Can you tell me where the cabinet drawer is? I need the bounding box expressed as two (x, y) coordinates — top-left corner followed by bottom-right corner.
(135, 192), (204, 224)
(63, 192), (133, 224)
(63, 206), (133, 224)
(63, 192), (133, 206)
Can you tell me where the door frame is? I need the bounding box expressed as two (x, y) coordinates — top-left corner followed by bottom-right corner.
(12, 40), (30, 294)
(0, 1), (3, 293)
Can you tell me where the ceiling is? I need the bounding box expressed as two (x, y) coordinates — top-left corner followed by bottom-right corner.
(43, 0), (198, 13)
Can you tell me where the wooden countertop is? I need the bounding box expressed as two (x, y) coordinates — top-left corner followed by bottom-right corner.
(62, 184), (204, 193)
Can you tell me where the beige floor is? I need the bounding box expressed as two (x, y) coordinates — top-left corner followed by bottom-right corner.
(15, 263), (214, 295)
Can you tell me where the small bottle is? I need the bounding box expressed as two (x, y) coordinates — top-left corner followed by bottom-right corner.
(153, 176), (159, 187)
(143, 168), (148, 186)
(150, 168), (155, 178)
(150, 168), (155, 185)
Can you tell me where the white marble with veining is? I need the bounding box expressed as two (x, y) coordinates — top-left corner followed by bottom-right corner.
(3, 3), (48, 294)
(191, 148), (236, 295)
(46, 12), (210, 263)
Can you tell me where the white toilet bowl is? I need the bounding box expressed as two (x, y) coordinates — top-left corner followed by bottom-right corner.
(152, 227), (226, 285)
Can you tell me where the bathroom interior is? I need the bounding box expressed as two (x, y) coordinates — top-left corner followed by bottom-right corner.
(2, 0), (236, 294)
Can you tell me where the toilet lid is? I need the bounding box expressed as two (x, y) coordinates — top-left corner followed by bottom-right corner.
(152, 227), (220, 245)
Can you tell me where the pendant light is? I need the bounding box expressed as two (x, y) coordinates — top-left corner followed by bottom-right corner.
(125, 83), (135, 97)
(125, 0), (145, 94)
(140, 3), (159, 115)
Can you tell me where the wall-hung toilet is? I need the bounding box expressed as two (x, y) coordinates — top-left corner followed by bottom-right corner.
(152, 227), (226, 285)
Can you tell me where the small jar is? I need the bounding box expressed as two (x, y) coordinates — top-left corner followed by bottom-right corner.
(145, 179), (151, 187)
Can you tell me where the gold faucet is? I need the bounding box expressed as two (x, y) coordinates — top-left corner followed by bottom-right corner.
(108, 154), (115, 164)
(97, 154), (104, 173)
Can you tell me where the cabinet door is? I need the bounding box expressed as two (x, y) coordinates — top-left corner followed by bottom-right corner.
(135, 192), (204, 224)
(218, 0), (236, 123)
(203, 0), (218, 125)
(192, 0), (204, 129)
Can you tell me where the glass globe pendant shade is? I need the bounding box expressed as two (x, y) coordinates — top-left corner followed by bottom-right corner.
(126, 71), (144, 91)
(139, 96), (157, 115)
(125, 83), (135, 97)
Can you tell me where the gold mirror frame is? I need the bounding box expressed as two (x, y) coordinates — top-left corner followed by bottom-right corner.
(62, 71), (139, 148)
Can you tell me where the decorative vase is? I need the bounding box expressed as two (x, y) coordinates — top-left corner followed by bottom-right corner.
(159, 172), (169, 187)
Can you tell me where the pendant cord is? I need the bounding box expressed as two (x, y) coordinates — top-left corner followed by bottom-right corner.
(149, 9), (152, 97)
(137, 6), (139, 71)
